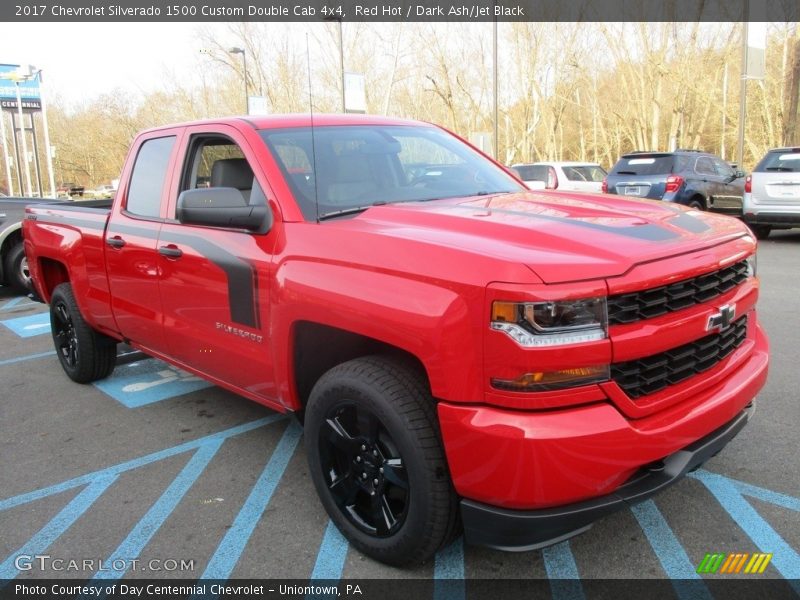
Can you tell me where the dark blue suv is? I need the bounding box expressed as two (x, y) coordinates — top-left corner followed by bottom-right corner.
(603, 150), (747, 213)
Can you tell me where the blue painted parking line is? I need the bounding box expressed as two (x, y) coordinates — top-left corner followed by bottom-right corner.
(1, 297), (27, 310)
(542, 541), (586, 600)
(0, 416), (287, 584)
(691, 470), (800, 592)
(201, 420), (304, 580)
(0, 475), (118, 581)
(630, 500), (711, 600)
(433, 538), (465, 600)
(0, 350), (55, 366)
(0, 415), (285, 512)
(92, 440), (224, 580)
(93, 358), (211, 408)
(730, 477), (800, 512)
(1, 311), (51, 337)
(310, 520), (350, 580)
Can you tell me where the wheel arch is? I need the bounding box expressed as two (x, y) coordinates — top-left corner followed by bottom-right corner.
(290, 321), (430, 413)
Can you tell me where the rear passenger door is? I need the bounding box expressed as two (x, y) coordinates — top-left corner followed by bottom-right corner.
(106, 131), (181, 352)
(157, 125), (282, 402)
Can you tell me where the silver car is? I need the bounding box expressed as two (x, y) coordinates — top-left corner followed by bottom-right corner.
(743, 147), (800, 239)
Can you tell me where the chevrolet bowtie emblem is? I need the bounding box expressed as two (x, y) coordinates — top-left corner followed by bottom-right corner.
(707, 304), (736, 332)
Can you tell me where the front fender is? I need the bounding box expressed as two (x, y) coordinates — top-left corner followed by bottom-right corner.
(272, 259), (484, 406)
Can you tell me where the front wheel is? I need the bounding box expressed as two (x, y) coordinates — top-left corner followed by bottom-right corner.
(50, 283), (117, 383)
(304, 356), (459, 566)
(688, 198), (705, 210)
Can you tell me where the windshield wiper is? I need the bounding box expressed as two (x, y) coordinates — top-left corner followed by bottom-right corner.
(765, 167), (794, 171)
(318, 202), (387, 221)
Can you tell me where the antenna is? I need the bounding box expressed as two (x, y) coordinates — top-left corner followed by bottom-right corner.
(306, 33), (320, 223)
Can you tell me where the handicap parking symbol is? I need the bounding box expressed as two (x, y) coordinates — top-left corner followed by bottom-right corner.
(93, 359), (212, 408)
(1, 312), (51, 338)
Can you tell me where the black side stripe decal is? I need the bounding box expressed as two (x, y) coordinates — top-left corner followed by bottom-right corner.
(39, 213), (261, 330)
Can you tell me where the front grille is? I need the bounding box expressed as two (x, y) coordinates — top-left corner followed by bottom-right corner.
(608, 260), (749, 325)
(611, 315), (748, 399)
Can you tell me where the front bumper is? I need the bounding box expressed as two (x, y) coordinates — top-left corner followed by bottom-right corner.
(438, 320), (768, 549)
(459, 405), (752, 551)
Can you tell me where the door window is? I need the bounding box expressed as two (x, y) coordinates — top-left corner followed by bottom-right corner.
(126, 136), (176, 218)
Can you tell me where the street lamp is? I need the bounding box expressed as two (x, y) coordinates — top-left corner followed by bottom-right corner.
(228, 47), (248, 114)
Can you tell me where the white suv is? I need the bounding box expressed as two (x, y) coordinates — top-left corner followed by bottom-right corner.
(510, 162), (606, 193)
(743, 147), (800, 239)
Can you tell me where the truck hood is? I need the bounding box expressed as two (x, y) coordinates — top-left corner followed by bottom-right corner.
(352, 191), (750, 283)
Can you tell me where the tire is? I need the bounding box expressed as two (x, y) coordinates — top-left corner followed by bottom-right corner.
(4, 241), (31, 293)
(305, 355), (459, 566)
(750, 224), (772, 240)
(50, 282), (117, 383)
(688, 197), (705, 210)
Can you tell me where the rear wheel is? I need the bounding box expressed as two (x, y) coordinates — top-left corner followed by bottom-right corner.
(4, 241), (31, 293)
(749, 224), (772, 240)
(305, 355), (459, 566)
(50, 283), (117, 383)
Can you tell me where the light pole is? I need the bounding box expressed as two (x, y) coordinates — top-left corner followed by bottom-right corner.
(228, 47), (248, 114)
(31, 67), (56, 198)
(13, 81), (33, 197)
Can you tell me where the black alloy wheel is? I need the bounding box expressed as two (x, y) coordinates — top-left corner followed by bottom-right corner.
(52, 298), (79, 369)
(305, 355), (459, 566)
(319, 401), (409, 537)
(49, 283), (117, 383)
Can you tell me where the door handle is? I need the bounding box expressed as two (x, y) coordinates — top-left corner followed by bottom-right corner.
(158, 245), (183, 259)
(106, 236), (126, 249)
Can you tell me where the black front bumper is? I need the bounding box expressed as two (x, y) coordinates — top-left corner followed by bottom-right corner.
(460, 405), (753, 551)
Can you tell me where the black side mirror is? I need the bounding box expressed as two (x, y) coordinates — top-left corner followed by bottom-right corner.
(176, 188), (272, 234)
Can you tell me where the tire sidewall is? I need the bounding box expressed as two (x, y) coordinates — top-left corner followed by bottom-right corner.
(305, 371), (440, 563)
(5, 242), (30, 292)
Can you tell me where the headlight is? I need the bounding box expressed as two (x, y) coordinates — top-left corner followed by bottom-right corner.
(745, 253), (757, 277)
(491, 297), (608, 347)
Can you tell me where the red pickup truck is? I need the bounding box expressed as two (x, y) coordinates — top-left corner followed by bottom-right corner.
(23, 115), (768, 566)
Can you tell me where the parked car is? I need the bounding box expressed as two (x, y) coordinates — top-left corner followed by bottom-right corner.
(24, 115), (767, 566)
(603, 150), (746, 212)
(0, 196), (70, 291)
(510, 162), (606, 192)
(90, 184), (116, 199)
(742, 146), (800, 239)
(56, 182), (85, 198)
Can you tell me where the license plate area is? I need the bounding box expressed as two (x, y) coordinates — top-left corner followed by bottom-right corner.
(624, 185), (644, 196)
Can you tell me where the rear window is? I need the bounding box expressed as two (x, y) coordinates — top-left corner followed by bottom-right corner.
(562, 165), (606, 182)
(512, 165), (549, 182)
(611, 155), (674, 176)
(755, 151), (800, 173)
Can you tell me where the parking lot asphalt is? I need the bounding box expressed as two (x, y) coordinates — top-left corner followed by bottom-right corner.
(1, 231), (799, 598)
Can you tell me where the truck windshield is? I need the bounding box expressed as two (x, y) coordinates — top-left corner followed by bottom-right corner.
(260, 125), (523, 221)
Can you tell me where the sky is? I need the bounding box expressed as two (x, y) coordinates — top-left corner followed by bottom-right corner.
(2, 23), (224, 106)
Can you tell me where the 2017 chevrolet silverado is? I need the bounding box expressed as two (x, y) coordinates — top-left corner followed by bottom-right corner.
(23, 115), (769, 566)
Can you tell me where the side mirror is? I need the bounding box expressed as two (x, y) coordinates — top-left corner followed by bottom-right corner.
(735, 170), (746, 179)
(176, 188), (272, 234)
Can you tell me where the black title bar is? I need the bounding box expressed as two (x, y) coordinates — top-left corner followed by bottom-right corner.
(2, 0), (797, 22)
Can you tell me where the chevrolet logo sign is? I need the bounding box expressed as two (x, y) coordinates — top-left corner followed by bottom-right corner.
(707, 304), (736, 332)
